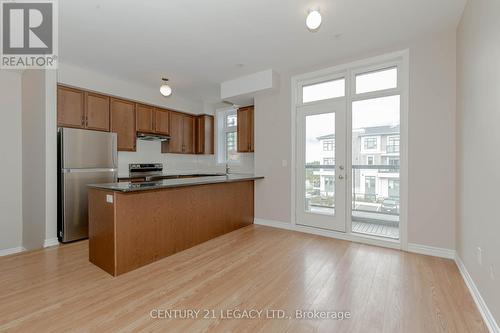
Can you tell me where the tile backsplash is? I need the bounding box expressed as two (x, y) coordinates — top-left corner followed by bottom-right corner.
(117, 140), (254, 176)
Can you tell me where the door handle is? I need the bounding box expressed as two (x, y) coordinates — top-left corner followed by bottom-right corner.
(338, 175), (345, 180)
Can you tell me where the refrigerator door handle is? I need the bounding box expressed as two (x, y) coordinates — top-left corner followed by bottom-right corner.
(112, 135), (117, 168)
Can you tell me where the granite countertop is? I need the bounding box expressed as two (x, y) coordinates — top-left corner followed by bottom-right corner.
(88, 174), (264, 192)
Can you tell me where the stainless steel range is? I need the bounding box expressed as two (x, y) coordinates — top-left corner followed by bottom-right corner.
(128, 163), (164, 181)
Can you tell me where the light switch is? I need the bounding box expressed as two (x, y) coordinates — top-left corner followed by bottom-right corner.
(282, 159), (288, 167)
(106, 194), (114, 203)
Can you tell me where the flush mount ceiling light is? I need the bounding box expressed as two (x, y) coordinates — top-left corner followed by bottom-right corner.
(306, 9), (322, 32)
(160, 78), (172, 97)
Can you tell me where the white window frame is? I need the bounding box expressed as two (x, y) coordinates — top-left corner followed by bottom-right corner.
(216, 108), (238, 164)
(290, 49), (409, 251)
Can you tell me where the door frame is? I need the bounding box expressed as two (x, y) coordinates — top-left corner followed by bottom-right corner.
(290, 49), (409, 250)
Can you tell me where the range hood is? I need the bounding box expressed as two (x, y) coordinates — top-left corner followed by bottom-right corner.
(136, 132), (171, 142)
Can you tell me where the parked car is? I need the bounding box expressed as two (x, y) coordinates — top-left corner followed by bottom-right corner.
(381, 198), (399, 214)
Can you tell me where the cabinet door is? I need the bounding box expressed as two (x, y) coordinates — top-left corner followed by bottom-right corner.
(136, 104), (154, 133)
(237, 107), (251, 152)
(162, 112), (184, 153)
(183, 115), (195, 154)
(110, 99), (136, 151)
(85, 92), (110, 131)
(154, 108), (170, 135)
(195, 115), (214, 154)
(57, 86), (85, 128)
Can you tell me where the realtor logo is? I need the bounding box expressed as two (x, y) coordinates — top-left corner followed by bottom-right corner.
(1, 0), (58, 68)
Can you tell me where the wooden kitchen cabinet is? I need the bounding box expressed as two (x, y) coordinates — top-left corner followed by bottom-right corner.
(195, 115), (214, 154)
(85, 92), (110, 131)
(111, 98), (136, 151)
(237, 106), (254, 152)
(162, 112), (194, 154)
(58, 86), (110, 131)
(57, 86), (85, 128)
(136, 105), (170, 136)
(136, 104), (154, 133)
(154, 108), (170, 135)
(183, 115), (195, 154)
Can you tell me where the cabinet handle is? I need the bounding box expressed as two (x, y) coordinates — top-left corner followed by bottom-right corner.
(81, 115), (85, 126)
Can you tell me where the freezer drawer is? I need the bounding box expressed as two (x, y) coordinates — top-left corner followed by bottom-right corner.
(60, 169), (117, 242)
(60, 128), (117, 169)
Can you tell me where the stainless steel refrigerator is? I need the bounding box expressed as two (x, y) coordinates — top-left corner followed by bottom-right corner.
(58, 128), (118, 243)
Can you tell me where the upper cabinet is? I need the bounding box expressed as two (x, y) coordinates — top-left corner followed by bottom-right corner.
(110, 98), (136, 151)
(136, 105), (170, 136)
(154, 108), (170, 135)
(195, 115), (214, 154)
(57, 85), (212, 154)
(85, 92), (110, 131)
(136, 104), (154, 133)
(57, 86), (110, 131)
(57, 86), (85, 128)
(162, 112), (194, 154)
(237, 106), (254, 153)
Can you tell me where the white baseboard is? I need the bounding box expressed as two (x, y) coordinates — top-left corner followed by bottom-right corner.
(455, 255), (499, 333)
(407, 243), (455, 259)
(44, 238), (59, 248)
(0, 246), (25, 257)
(254, 218), (401, 250)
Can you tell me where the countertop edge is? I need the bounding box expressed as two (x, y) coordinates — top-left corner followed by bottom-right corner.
(88, 175), (264, 193)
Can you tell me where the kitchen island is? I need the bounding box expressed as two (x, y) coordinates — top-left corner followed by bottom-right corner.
(87, 174), (263, 276)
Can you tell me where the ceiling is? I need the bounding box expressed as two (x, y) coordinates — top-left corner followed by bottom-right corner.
(59, 0), (466, 102)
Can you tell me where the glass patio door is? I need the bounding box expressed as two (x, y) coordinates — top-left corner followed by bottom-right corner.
(296, 100), (347, 232)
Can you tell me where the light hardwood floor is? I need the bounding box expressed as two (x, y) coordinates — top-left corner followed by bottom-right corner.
(0, 225), (487, 332)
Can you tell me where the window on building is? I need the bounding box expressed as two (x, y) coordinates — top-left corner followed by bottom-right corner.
(388, 180), (400, 198)
(363, 137), (378, 150)
(388, 157), (400, 166)
(367, 156), (374, 165)
(217, 109), (238, 163)
(323, 139), (335, 151)
(364, 176), (376, 201)
(323, 158), (335, 166)
(387, 135), (400, 153)
(324, 176), (335, 193)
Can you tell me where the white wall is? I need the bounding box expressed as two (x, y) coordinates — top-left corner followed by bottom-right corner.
(254, 29), (457, 250)
(456, 0), (500, 324)
(0, 71), (23, 252)
(21, 70), (47, 250)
